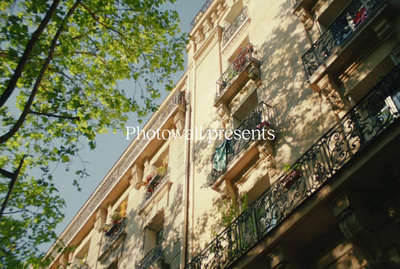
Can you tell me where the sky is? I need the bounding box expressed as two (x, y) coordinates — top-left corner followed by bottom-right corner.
(46, 0), (206, 250)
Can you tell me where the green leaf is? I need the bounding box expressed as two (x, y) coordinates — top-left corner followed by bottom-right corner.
(0, 0), (187, 266)
(61, 155), (70, 163)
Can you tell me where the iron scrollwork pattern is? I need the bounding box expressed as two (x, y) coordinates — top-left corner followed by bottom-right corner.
(187, 65), (400, 268)
(302, 0), (383, 79)
(102, 218), (127, 254)
(221, 7), (248, 46)
(136, 240), (164, 269)
(216, 43), (257, 100)
(210, 102), (273, 184)
(55, 90), (186, 251)
(141, 168), (171, 209)
(190, 0), (214, 30)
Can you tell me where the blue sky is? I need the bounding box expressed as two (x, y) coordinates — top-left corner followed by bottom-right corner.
(47, 0), (205, 249)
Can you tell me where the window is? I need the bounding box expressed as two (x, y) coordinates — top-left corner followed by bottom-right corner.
(156, 227), (164, 245)
(137, 211), (166, 268)
(71, 240), (90, 268)
(143, 211), (164, 255)
(221, 0), (248, 46)
(106, 260), (118, 269)
(232, 90), (258, 129)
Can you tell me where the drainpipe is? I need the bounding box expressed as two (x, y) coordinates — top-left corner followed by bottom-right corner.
(188, 52), (197, 265)
(180, 71), (191, 268)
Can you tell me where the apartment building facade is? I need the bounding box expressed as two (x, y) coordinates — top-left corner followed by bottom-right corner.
(47, 0), (400, 268)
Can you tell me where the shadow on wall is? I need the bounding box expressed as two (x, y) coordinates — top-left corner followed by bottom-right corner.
(101, 179), (184, 268)
(188, 0), (338, 259)
(256, 0), (335, 168)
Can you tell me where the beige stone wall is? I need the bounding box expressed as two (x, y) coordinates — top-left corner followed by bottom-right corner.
(118, 131), (186, 268)
(187, 0), (337, 259)
(48, 0), (400, 268)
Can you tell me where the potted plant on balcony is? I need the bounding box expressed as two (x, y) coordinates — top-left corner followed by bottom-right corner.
(158, 166), (166, 177)
(120, 200), (127, 218)
(281, 163), (302, 189)
(145, 173), (154, 192)
(102, 223), (111, 233)
(256, 120), (270, 129)
(145, 174), (153, 183)
(156, 157), (168, 178)
(78, 254), (89, 269)
(111, 212), (122, 224)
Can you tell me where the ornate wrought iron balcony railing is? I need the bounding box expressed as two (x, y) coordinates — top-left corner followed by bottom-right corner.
(302, 0), (383, 79)
(211, 102), (273, 184)
(173, 90), (187, 107)
(187, 65), (400, 268)
(190, 0), (214, 30)
(216, 44), (257, 98)
(102, 218), (127, 254)
(55, 90), (186, 251)
(142, 168), (171, 205)
(136, 240), (163, 269)
(221, 7), (248, 46)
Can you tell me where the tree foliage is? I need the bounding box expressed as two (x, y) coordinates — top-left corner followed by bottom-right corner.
(0, 0), (186, 267)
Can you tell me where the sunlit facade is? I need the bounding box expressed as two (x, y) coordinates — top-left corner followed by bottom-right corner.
(47, 0), (400, 268)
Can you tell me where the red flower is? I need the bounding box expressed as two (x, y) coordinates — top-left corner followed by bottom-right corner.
(257, 121), (270, 129)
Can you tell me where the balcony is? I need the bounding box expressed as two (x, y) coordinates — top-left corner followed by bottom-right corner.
(98, 218), (127, 262)
(186, 65), (400, 268)
(53, 89), (186, 252)
(136, 240), (164, 269)
(215, 44), (260, 105)
(210, 102), (273, 187)
(190, 0), (214, 30)
(142, 168), (170, 204)
(302, 0), (384, 80)
(221, 7), (249, 46)
(139, 169), (172, 217)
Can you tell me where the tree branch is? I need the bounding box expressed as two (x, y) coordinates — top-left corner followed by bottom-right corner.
(0, 155), (26, 220)
(55, 33), (86, 46)
(47, 67), (89, 102)
(0, 0), (82, 144)
(2, 209), (30, 215)
(79, 3), (125, 37)
(29, 110), (80, 120)
(0, 169), (14, 179)
(0, 0), (61, 108)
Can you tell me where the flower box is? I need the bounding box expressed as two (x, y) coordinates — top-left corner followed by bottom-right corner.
(256, 120), (270, 129)
(281, 169), (301, 189)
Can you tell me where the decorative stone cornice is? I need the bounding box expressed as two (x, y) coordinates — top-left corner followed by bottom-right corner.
(334, 192), (400, 268)
(293, 3), (313, 30)
(311, 74), (351, 114)
(47, 87), (187, 264)
(190, 0), (227, 53)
